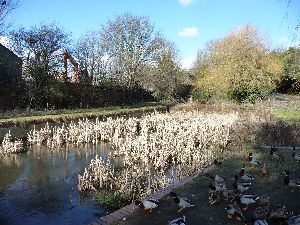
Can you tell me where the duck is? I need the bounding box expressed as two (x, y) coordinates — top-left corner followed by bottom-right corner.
(170, 192), (194, 212)
(249, 219), (269, 225)
(248, 153), (262, 166)
(134, 199), (159, 213)
(208, 191), (221, 205)
(284, 170), (300, 191)
(239, 164), (255, 181)
(168, 215), (186, 225)
(270, 146), (284, 163)
(292, 146), (300, 161)
(225, 204), (247, 222)
(236, 194), (260, 211)
(209, 182), (226, 193)
(222, 189), (240, 202)
(233, 175), (251, 193)
(213, 159), (222, 166)
(204, 173), (226, 183)
(284, 215), (300, 225)
(260, 163), (269, 177)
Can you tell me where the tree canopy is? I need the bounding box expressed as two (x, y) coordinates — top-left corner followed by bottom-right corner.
(193, 24), (283, 103)
(100, 13), (169, 88)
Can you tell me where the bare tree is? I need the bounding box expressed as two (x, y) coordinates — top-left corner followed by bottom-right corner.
(100, 13), (168, 88)
(75, 30), (106, 85)
(0, 0), (19, 35)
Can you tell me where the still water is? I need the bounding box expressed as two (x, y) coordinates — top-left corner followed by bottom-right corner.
(0, 144), (112, 225)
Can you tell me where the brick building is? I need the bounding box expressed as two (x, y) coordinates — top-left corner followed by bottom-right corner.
(0, 43), (23, 110)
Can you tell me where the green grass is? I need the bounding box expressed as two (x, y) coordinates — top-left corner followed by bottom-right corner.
(0, 103), (167, 127)
(272, 108), (300, 124)
(95, 193), (130, 210)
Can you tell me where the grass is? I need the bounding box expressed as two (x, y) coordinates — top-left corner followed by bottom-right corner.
(114, 148), (300, 225)
(0, 103), (167, 127)
(271, 108), (300, 124)
(95, 193), (130, 211)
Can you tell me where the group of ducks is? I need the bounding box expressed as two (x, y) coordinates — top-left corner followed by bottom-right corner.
(207, 147), (300, 225)
(135, 191), (193, 225)
(134, 148), (300, 225)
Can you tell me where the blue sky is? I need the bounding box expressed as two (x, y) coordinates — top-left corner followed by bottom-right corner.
(5, 0), (300, 68)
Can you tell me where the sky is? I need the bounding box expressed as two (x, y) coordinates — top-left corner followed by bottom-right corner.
(3, 0), (300, 68)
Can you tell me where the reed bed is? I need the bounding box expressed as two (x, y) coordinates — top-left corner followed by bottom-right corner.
(76, 111), (239, 201)
(3, 110), (238, 202)
(0, 132), (23, 155)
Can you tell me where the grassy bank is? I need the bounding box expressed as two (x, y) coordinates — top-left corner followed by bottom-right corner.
(271, 108), (300, 124)
(0, 103), (167, 127)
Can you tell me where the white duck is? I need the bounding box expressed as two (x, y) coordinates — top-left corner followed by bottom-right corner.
(135, 199), (159, 213)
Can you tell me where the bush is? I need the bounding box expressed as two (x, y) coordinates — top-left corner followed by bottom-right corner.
(193, 24), (283, 103)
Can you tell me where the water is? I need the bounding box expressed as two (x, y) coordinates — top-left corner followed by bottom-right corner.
(0, 144), (112, 225)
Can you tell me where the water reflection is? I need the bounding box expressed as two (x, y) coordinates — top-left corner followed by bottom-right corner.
(0, 143), (112, 225)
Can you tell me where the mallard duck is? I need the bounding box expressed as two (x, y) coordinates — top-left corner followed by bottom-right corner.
(170, 192), (194, 212)
(135, 199), (159, 213)
(214, 159), (222, 166)
(270, 146), (284, 163)
(209, 182), (226, 193)
(248, 153), (262, 166)
(249, 219), (269, 225)
(260, 163), (269, 177)
(222, 189), (239, 202)
(208, 191), (221, 205)
(225, 204), (247, 222)
(236, 194), (260, 211)
(233, 175), (251, 193)
(239, 164), (255, 181)
(284, 170), (300, 191)
(204, 173), (226, 183)
(168, 215), (186, 225)
(292, 147), (300, 161)
(284, 215), (300, 225)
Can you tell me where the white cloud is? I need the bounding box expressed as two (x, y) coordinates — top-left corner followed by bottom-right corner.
(181, 55), (197, 69)
(177, 27), (199, 37)
(178, 0), (193, 5)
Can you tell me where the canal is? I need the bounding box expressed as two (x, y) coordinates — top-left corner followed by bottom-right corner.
(0, 143), (112, 225)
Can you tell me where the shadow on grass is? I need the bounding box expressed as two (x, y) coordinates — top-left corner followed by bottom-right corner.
(253, 121), (300, 146)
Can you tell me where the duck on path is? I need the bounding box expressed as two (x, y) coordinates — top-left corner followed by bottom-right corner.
(170, 192), (194, 212)
(134, 199), (159, 213)
(239, 164), (255, 181)
(292, 146), (300, 161)
(168, 215), (186, 225)
(248, 153), (262, 166)
(283, 170), (300, 192)
(236, 194), (260, 211)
